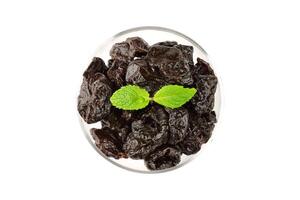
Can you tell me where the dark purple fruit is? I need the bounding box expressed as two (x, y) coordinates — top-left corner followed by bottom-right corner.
(175, 44), (194, 66)
(125, 37), (149, 57)
(123, 106), (168, 159)
(146, 45), (193, 85)
(91, 128), (127, 159)
(107, 59), (128, 87)
(178, 135), (202, 155)
(83, 57), (108, 79)
(145, 146), (181, 170)
(110, 37), (149, 62)
(78, 73), (112, 124)
(101, 108), (130, 143)
(166, 108), (189, 144)
(125, 59), (150, 84)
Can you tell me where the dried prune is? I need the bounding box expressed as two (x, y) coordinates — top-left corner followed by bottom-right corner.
(83, 57), (108, 79)
(191, 75), (217, 113)
(166, 108), (189, 144)
(193, 57), (214, 76)
(175, 44), (194, 66)
(178, 135), (202, 155)
(107, 59), (128, 87)
(196, 111), (217, 143)
(147, 45), (193, 85)
(189, 111), (216, 135)
(123, 106), (168, 159)
(110, 42), (131, 62)
(145, 146), (181, 170)
(91, 128), (127, 159)
(125, 59), (150, 84)
(126, 59), (166, 94)
(78, 73), (112, 124)
(101, 109), (130, 143)
(147, 45), (182, 66)
(110, 37), (149, 62)
(190, 58), (218, 113)
(178, 111), (216, 155)
(125, 37), (149, 57)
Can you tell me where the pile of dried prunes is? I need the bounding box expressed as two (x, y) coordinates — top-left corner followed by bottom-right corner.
(78, 37), (218, 170)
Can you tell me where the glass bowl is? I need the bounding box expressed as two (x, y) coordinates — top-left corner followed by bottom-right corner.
(79, 26), (221, 173)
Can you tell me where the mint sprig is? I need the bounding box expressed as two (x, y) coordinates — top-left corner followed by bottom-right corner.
(110, 85), (197, 110)
(153, 85), (197, 109)
(110, 85), (150, 110)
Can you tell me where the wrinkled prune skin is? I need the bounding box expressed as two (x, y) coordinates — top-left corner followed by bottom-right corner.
(178, 111), (217, 155)
(191, 58), (218, 114)
(196, 111), (217, 143)
(125, 59), (165, 94)
(166, 108), (189, 145)
(123, 106), (169, 159)
(78, 72), (112, 124)
(83, 57), (108, 79)
(146, 45), (193, 85)
(107, 59), (128, 87)
(178, 135), (202, 155)
(125, 59), (151, 84)
(91, 128), (127, 159)
(101, 108), (130, 143)
(110, 37), (148, 62)
(154, 41), (178, 47)
(109, 42), (131, 62)
(191, 75), (217, 113)
(125, 37), (149, 57)
(189, 111), (216, 138)
(193, 57), (214, 76)
(145, 146), (181, 170)
(175, 44), (194, 66)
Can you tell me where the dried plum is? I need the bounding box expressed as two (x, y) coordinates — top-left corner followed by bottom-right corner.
(78, 73), (112, 124)
(125, 59), (150, 84)
(193, 57), (214, 76)
(178, 111), (216, 155)
(91, 128), (127, 159)
(190, 58), (218, 113)
(83, 57), (108, 79)
(178, 135), (202, 155)
(126, 59), (166, 94)
(189, 111), (216, 137)
(101, 109), (130, 143)
(107, 59), (128, 87)
(147, 45), (193, 85)
(191, 75), (217, 114)
(110, 42), (131, 62)
(145, 146), (181, 170)
(166, 108), (189, 144)
(110, 37), (148, 61)
(125, 37), (149, 57)
(123, 106), (168, 159)
(196, 111), (217, 143)
(175, 44), (194, 66)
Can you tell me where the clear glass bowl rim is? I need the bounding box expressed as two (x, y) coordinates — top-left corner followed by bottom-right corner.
(79, 26), (222, 174)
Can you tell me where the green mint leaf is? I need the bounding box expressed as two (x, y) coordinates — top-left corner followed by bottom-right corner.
(110, 85), (150, 110)
(153, 85), (197, 109)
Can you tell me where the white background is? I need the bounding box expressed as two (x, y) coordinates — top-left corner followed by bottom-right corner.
(0, 0), (299, 199)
